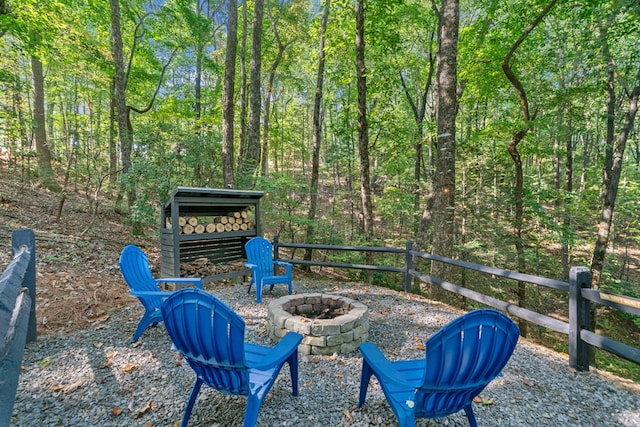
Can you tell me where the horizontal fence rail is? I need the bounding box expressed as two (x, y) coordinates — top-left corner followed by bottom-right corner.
(273, 238), (640, 372)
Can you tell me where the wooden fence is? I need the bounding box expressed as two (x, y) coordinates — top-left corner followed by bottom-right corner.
(0, 229), (36, 426)
(273, 238), (640, 372)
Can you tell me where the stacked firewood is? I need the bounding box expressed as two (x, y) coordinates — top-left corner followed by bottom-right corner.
(180, 258), (246, 276)
(167, 209), (255, 234)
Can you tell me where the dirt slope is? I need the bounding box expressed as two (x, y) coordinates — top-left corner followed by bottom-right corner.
(0, 169), (157, 336)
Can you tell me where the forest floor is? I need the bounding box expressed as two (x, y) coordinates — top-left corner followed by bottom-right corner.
(0, 168), (155, 335)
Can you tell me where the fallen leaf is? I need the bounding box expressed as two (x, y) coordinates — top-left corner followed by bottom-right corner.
(123, 363), (137, 373)
(133, 400), (156, 419)
(94, 342), (104, 348)
(473, 396), (482, 403)
(343, 409), (352, 421)
(112, 407), (123, 416)
(132, 341), (142, 348)
(416, 344), (426, 351)
(482, 398), (494, 405)
(92, 314), (110, 324)
(52, 381), (84, 393)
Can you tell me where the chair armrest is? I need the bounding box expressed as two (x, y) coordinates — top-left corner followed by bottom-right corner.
(250, 332), (303, 370)
(273, 260), (291, 268)
(155, 277), (203, 289)
(359, 342), (414, 387)
(131, 290), (171, 298)
(274, 261), (292, 273)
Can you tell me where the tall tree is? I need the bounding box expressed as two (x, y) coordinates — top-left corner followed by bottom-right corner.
(304, 0), (330, 264)
(501, 0), (557, 336)
(590, 13), (640, 291)
(355, 0), (374, 248)
(31, 56), (60, 192)
(109, 0), (133, 218)
(260, 1), (295, 177)
(241, 0), (265, 188)
(428, 0), (459, 294)
(222, 0), (238, 189)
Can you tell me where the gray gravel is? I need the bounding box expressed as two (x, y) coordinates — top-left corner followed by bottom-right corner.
(11, 281), (640, 426)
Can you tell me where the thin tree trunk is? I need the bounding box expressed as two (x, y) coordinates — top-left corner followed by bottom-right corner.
(304, 0), (330, 266)
(109, 0), (133, 218)
(237, 0), (249, 176)
(31, 56), (59, 192)
(591, 66), (640, 289)
(501, 0), (557, 337)
(355, 0), (374, 252)
(242, 0), (264, 188)
(222, 0), (238, 189)
(260, 4), (291, 177)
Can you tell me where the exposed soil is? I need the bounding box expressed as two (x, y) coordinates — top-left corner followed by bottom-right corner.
(0, 169), (157, 336)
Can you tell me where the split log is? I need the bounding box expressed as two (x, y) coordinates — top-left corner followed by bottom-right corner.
(187, 217), (198, 226)
(216, 223), (225, 232)
(178, 217), (187, 227)
(206, 223), (216, 233)
(183, 224), (194, 234)
(194, 224), (205, 234)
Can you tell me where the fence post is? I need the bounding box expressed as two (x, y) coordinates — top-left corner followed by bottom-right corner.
(404, 242), (413, 293)
(11, 229), (36, 343)
(569, 266), (591, 371)
(273, 235), (280, 261)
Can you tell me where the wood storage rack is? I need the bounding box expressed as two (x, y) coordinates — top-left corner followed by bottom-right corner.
(160, 187), (264, 283)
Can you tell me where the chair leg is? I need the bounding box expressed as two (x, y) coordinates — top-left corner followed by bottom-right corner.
(358, 360), (374, 407)
(463, 404), (479, 427)
(287, 352), (300, 396)
(243, 395), (263, 427)
(132, 313), (154, 343)
(256, 282), (263, 303)
(181, 378), (203, 427)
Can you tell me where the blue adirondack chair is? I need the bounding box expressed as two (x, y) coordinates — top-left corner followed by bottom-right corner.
(244, 237), (292, 303)
(119, 244), (203, 343)
(160, 288), (303, 427)
(358, 309), (520, 427)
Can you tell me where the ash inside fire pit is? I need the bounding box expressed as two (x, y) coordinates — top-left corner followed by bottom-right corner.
(267, 293), (369, 355)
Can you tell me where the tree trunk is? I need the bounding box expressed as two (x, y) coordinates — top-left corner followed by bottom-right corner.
(109, 0), (133, 218)
(241, 0), (264, 189)
(429, 0), (459, 299)
(591, 67), (640, 289)
(222, 0), (238, 189)
(237, 0), (249, 177)
(355, 0), (374, 253)
(31, 56), (60, 192)
(304, 0), (330, 266)
(260, 5), (290, 178)
(108, 78), (118, 186)
(501, 0), (557, 336)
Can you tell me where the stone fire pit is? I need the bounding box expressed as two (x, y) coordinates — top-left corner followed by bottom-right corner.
(267, 293), (369, 355)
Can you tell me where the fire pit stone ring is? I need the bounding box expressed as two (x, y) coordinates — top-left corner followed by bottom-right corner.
(267, 293), (369, 355)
